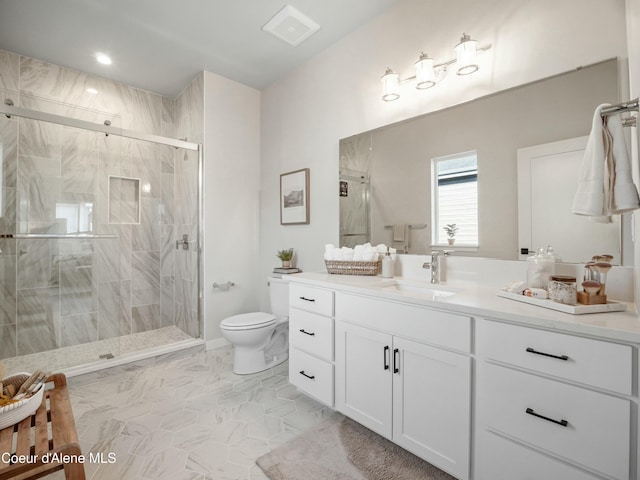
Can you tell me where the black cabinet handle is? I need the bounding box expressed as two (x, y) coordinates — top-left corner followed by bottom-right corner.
(299, 296), (315, 302)
(384, 346), (390, 370)
(299, 329), (315, 336)
(525, 407), (568, 427)
(393, 348), (399, 373)
(299, 370), (315, 380)
(526, 347), (569, 361)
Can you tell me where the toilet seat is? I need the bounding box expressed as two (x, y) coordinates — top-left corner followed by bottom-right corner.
(221, 312), (275, 330)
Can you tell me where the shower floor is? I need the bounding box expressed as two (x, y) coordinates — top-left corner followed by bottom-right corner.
(1, 326), (194, 375)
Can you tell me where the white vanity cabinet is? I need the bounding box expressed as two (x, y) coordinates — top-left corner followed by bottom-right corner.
(475, 318), (634, 480)
(288, 283), (335, 406)
(334, 292), (472, 480)
(287, 275), (639, 480)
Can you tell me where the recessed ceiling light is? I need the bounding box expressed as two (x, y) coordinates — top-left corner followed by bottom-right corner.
(96, 53), (112, 65)
(86, 88), (98, 95)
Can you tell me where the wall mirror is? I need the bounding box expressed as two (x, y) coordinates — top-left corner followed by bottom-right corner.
(339, 58), (628, 265)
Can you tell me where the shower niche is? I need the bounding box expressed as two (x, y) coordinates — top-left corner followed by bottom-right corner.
(108, 176), (141, 224)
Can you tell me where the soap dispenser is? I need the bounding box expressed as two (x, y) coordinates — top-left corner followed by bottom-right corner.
(381, 247), (394, 278)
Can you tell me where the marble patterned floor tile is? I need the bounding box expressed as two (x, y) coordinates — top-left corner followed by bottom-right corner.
(185, 439), (229, 475)
(38, 346), (328, 480)
(140, 447), (188, 479)
(129, 429), (175, 456)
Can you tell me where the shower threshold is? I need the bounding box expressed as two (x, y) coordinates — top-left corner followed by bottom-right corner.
(2, 326), (204, 378)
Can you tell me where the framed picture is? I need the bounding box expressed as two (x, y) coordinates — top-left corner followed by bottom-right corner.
(280, 168), (310, 225)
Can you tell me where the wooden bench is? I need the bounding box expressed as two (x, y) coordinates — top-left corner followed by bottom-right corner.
(0, 373), (85, 480)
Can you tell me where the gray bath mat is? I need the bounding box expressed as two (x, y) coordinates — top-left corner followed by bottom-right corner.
(256, 412), (456, 480)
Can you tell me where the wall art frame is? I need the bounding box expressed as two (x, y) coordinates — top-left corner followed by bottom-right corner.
(280, 168), (310, 225)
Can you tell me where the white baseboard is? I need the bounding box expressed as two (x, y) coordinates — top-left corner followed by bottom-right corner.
(206, 337), (231, 351)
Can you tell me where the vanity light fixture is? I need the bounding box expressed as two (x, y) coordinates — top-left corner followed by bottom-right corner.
(455, 33), (478, 75)
(381, 68), (400, 102)
(381, 33), (490, 101)
(414, 53), (436, 89)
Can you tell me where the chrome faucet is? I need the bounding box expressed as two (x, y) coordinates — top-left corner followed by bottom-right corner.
(422, 251), (450, 284)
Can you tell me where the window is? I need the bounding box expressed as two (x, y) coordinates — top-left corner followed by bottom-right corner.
(432, 152), (478, 246)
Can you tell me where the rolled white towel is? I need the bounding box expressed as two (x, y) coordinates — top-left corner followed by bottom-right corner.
(363, 250), (378, 262)
(341, 247), (354, 261)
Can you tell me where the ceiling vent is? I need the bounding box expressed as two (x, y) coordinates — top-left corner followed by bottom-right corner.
(262, 5), (320, 47)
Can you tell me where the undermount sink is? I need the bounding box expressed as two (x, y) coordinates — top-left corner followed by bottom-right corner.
(374, 280), (458, 298)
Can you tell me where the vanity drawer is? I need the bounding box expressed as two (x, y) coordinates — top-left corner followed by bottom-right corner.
(475, 430), (603, 480)
(289, 347), (334, 406)
(335, 292), (471, 352)
(289, 309), (334, 361)
(477, 319), (632, 395)
(478, 363), (630, 480)
(290, 284), (334, 317)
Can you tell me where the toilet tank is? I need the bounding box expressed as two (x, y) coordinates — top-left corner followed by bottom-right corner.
(269, 277), (290, 317)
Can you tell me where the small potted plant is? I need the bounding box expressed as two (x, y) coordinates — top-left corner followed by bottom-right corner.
(443, 224), (459, 245)
(276, 248), (294, 268)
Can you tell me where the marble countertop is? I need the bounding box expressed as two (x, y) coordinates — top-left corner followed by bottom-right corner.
(286, 272), (640, 344)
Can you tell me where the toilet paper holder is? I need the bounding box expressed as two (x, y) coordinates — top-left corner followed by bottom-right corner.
(212, 281), (235, 290)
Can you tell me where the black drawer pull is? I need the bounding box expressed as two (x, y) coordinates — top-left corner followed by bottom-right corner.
(393, 348), (400, 373)
(299, 329), (315, 336)
(525, 407), (568, 427)
(299, 370), (315, 380)
(384, 346), (390, 370)
(299, 296), (316, 302)
(526, 347), (569, 361)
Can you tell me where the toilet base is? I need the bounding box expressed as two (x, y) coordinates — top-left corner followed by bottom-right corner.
(232, 347), (288, 375)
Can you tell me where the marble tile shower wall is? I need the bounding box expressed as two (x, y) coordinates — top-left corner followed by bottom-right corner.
(0, 49), (202, 361)
(173, 74), (203, 339)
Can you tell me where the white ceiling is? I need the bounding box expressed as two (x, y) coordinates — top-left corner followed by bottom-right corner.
(0, 0), (400, 97)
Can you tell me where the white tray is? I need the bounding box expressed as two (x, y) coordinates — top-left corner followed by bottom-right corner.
(0, 373), (45, 430)
(496, 290), (628, 315)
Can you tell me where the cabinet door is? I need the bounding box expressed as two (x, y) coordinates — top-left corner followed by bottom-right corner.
(335, 321), (393, 438)
(393, 337), (471, 480)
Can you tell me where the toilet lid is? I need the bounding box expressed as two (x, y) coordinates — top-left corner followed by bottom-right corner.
(221, 312), (276, 329)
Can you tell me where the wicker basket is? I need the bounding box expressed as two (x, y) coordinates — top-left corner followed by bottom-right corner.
(325, 259), (381, 276)
(0, 372), (46, 430)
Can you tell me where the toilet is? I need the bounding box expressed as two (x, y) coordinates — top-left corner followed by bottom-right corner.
(220, 277), (289, 375)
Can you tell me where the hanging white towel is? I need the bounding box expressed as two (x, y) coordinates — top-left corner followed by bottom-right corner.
(392, 224), (407, 242)
(606, 114), (640, 214)
(572, 104), (609, 221)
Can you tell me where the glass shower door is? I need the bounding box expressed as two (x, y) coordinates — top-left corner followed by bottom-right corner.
(0, 91), (123, 372)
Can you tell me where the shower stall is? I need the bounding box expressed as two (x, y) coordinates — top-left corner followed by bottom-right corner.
(339, 171), (371, 248)
(0, 90), (203, 374)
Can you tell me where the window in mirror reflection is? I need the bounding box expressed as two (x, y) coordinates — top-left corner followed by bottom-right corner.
(56, 202), (94, 234)
(432, 152), (478, 246)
